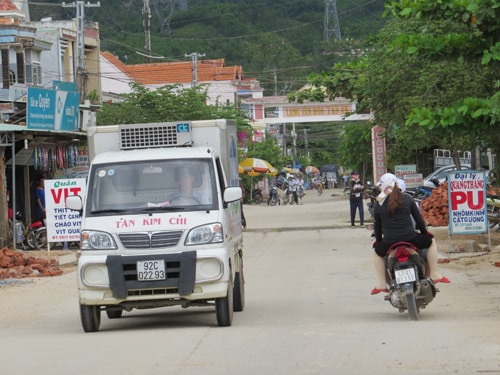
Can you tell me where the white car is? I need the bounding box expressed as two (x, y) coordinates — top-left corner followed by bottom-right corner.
(423, 164), (472, 188)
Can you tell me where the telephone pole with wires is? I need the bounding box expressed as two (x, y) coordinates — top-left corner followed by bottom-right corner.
(143, 0), (152, 63)
(185, 52), (205, 87)
(62, 1), (101, 99)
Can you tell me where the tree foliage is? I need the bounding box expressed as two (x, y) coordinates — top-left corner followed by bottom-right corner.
(97, 83), (253, 130)
(290, 0), (500, 168)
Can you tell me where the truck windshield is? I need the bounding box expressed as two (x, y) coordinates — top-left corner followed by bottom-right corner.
(87, 159), (217, 214)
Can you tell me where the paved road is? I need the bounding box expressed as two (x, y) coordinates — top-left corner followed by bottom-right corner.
(1, 188), (499, 374)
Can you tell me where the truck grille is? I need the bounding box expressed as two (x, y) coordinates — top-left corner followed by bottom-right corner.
(118, 231), (183, 249)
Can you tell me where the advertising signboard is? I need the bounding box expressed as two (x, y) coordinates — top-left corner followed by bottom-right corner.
(27, 87), (80, 131)
(45, 178), (86, 243)
(448, 170), (488, 234)
(371, 126), (386, 184)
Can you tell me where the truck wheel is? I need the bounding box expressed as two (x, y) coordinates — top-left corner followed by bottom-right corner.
(216, 276), (234, 327)
(233, 259), (245, 312)
(80, 304), (101, 332)
(106, 307), (123, 319)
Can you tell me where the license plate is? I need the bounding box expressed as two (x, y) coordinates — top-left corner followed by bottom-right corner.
(395, 268), (416, 284)
(137, 260), (166, 281)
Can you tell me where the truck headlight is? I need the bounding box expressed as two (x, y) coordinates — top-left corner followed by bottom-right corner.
(81, 230), (117, 250)
(185, 223), (223, 245)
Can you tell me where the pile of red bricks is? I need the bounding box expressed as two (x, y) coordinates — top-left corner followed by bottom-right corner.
(0, 247), (63, 279)
(420, 183), (449, 227)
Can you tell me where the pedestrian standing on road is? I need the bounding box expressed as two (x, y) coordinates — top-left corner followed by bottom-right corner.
(370, 173), (450, 295)
(349, 171), (364, 226)
(34, 176), (46, 222)
(288, 175), (299, 205)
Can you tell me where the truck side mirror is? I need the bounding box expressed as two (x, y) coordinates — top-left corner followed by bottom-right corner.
(66, 195), (83, 216)
(224, 187), (242, 203)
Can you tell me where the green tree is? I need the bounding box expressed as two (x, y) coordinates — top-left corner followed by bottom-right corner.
(97, 83), (253, 131)
(336, 122), (373, 180)
(289, 0), (499, 169)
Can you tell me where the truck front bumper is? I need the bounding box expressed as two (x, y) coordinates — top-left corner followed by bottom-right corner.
(78, 250), (229, 305)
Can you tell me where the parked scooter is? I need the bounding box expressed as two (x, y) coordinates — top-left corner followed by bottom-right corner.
(406, 177), (440, 205)
(365, 183), (379, 219)
(384, 241), (438, 320)
(268, 186), (280, 206)
(252, 188), (264, 204)
(282, 187), (296, 205)
(25, 219), (46, 249)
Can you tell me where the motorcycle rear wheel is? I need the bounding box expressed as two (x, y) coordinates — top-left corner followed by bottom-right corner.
(406, 291), (419, 321)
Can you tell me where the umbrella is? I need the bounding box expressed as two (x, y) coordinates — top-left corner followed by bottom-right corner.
(239, 158), (277, 200)
(305, 166), (320, 175)
(239, 158), (277, 175)
(281, 167), (294, 174)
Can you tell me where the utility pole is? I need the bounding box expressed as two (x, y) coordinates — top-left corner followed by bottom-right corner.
(324, 0), (341, 41)
(184, 52), (205, 87)
(62, 1), (101, 99)
(303, 128), (310, 162)
(143, 0), (152, 63)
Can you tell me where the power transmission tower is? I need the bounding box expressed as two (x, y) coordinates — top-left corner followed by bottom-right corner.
(62, 1), (101, 98)
(151, 0), (188, 36)
(185, 52), (205, 87)
(324, 0), (341, 41)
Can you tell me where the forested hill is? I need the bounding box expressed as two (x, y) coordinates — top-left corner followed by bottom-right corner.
(29, 0), (387, 95)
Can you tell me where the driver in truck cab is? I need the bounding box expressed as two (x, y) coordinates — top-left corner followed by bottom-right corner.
(169, 165), (205, 205)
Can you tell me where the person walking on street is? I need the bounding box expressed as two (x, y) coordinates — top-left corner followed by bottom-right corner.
(349, 171), (364, 226)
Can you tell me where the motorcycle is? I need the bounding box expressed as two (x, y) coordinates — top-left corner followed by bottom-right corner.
(268, 186), (280, 206)
(406, 177), (440, 205)
(384, 241), (437, 320)
(25, 219), (46, 249)
(252, 188), (264, 204)
(282, 187), (296, 205)
(297, 185), (304, 199)
(365, 184), (379, 219)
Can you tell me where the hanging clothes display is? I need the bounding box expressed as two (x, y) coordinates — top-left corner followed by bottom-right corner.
(33, 144), (81, 172)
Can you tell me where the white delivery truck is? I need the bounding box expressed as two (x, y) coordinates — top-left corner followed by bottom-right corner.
(66, 119), (244, 332)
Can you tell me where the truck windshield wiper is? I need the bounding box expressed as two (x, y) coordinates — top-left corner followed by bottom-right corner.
(90, 208), (129, 214)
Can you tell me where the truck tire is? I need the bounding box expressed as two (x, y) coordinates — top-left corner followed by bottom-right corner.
(216, 276), (234, 327)
(80, 304), (101, 332)
(233, 257), (245, 312)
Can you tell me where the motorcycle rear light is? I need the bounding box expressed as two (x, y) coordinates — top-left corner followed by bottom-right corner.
(395, 247), (410, 262)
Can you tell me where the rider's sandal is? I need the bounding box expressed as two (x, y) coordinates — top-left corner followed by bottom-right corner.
(370, 287), (389, 295)
(433, 276), (450, 284)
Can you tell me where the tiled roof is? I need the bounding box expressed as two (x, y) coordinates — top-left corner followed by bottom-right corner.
(101, 52), (244, 85)
(0, 0), (17, 11)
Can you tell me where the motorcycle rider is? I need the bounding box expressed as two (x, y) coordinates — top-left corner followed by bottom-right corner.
(371, 173), (450, 295)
